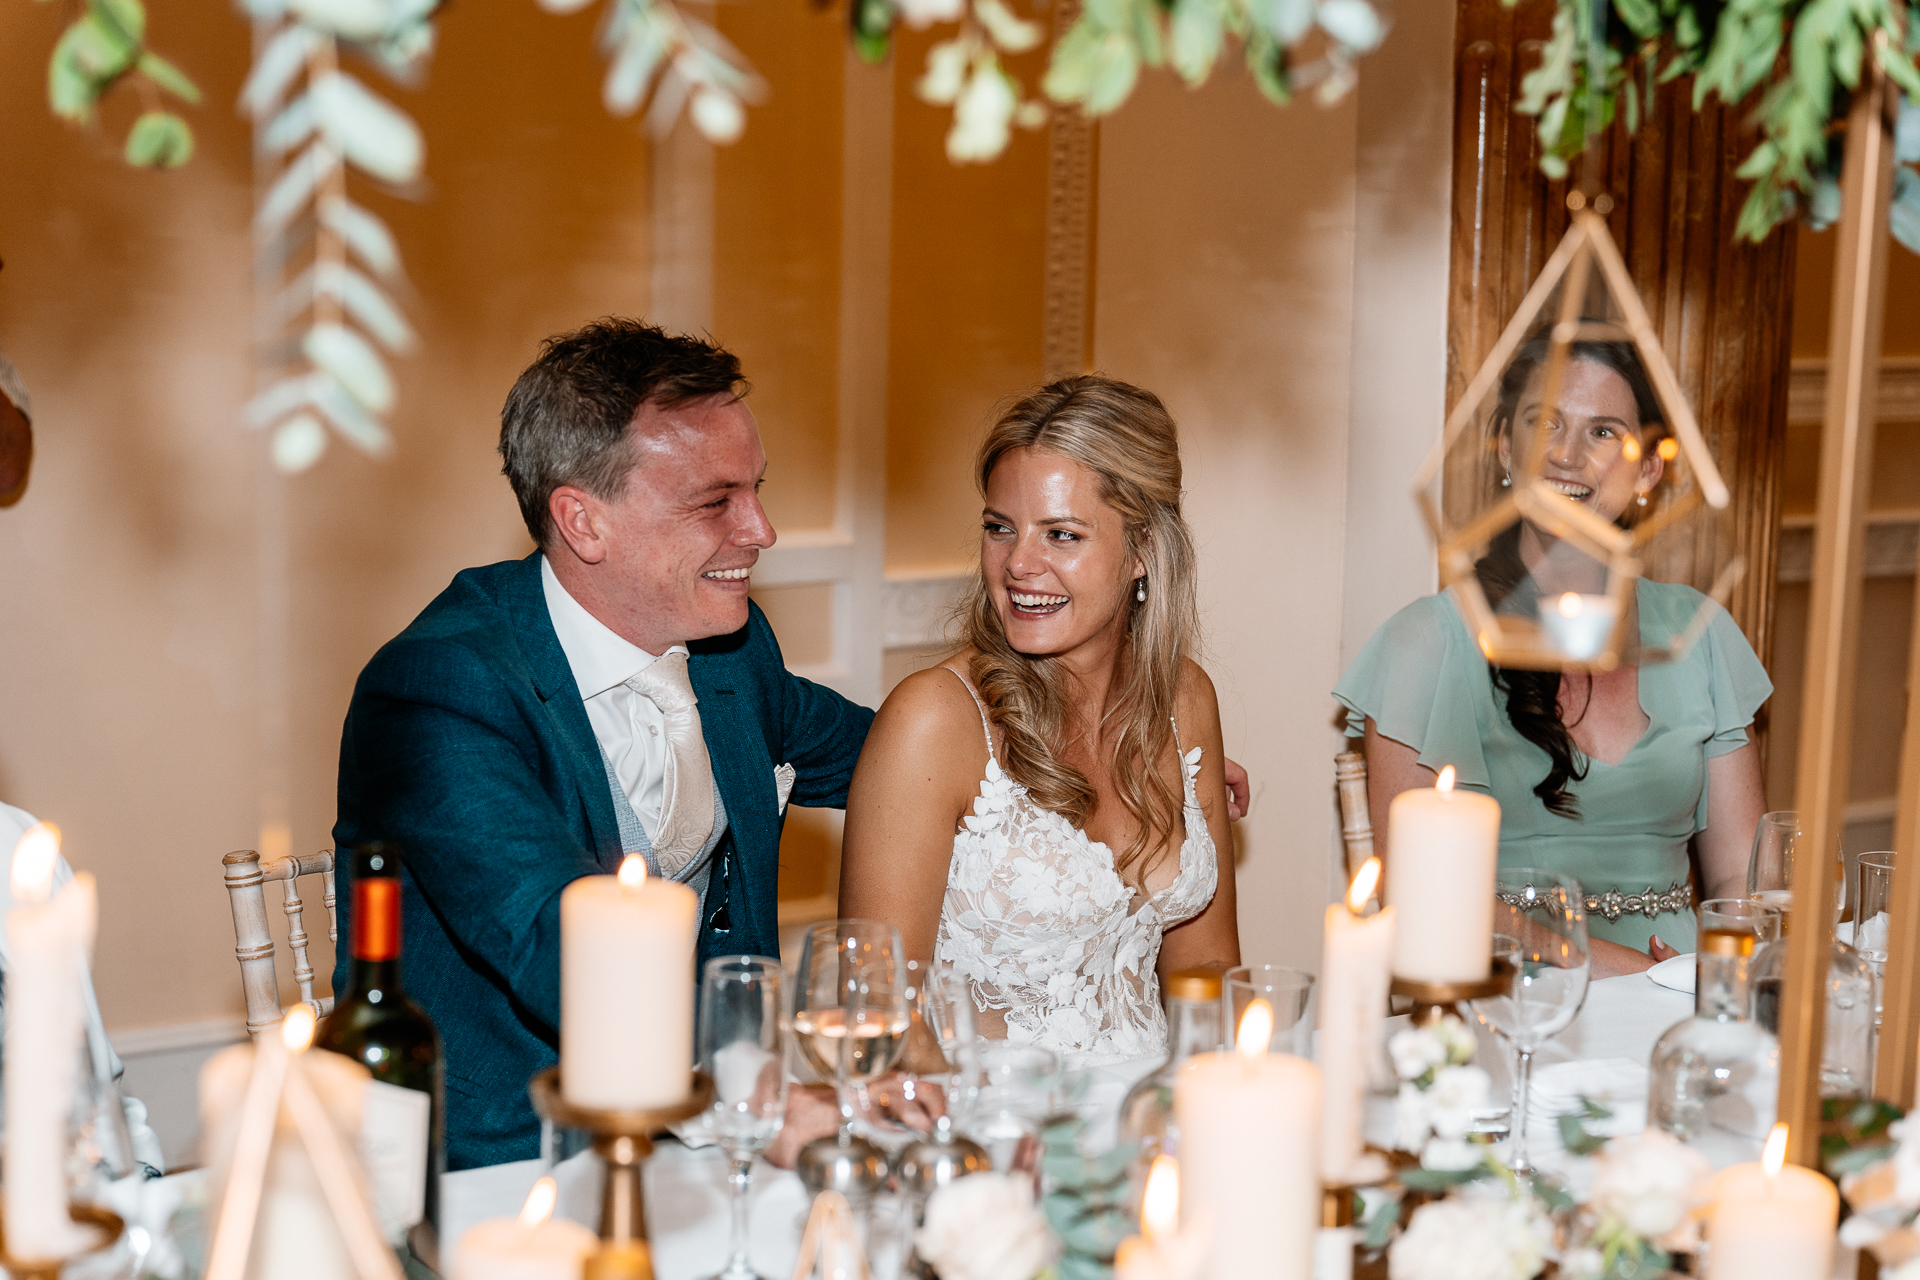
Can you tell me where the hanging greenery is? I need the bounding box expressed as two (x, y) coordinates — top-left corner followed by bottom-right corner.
(1513, 0), (1920, 247)
(43, 0), (201, 167)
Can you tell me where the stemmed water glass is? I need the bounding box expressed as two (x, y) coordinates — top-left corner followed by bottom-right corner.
(792, 919), (911, 1188)
(1467, 869), (1591, 1172)
(1748, 810), (1803, 923)
(697, 955), (791, 1280)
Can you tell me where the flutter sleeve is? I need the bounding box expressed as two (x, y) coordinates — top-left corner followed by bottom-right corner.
(1332, 594), (1495, 790)
(1700, 602), (1773, 758)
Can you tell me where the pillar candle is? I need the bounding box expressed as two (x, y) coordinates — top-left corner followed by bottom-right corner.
(560, 855), (698, 1109)
(1174, 1046), (1322, 1280)
(1704, 1127), (1837, 1280)
(1385, 769), (1499, 983)
(451, 1179), (600, 1280)
(4, 823), (98, 1261)
(1317, 857), (1395, 1184)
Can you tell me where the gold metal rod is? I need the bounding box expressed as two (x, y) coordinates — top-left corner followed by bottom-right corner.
(1783, 58), (1896, 1166)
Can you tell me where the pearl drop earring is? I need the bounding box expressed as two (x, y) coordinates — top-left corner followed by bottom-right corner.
(1636, 490), (1649, 507)
(1136, 580), (1147, 603)
(1502, 470), (1512, 488)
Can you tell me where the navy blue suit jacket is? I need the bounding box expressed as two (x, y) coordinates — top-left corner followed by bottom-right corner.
(331, 554), (873, 1169)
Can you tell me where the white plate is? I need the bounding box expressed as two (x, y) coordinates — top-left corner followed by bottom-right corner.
(1646, 952), (1695, 994)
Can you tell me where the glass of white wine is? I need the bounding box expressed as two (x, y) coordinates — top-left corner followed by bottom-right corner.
(1747, 810), (1802, 926)
(792, 919), (911, 1181)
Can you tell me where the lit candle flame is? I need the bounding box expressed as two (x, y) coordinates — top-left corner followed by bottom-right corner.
(617, 854), (648, 891)
(1763, 1122), (1788, 1177)
(1347, 858), (1381, 914)
(1556, 592), (1584, 618)
(1657, 438), (1678, 461)
(1235, 999), (1273, 1062)
(281, 1003), (316, 1054)
(1141, 1155), (1179, 1244)
(1436, 766), (1456, 794)
(10, 821), (60, 906)
(519, 1176), (558, 1228)
(1622, 437), (1642, 462)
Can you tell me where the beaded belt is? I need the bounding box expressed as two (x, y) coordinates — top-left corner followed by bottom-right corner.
(1498, 879), (1693, 923)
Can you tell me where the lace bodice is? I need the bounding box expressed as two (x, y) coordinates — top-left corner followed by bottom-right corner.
(933, 671), (1219, 1066)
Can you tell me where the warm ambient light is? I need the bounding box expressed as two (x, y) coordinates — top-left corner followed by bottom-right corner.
(1622, 436), (1642, 462)
(281, 1002), (317, 1054)
(1657, 437), (1679, 461)
(1235, 999), (1274, 1062)
(1436, 766), (1456, 794)
(1348, 857), (1381, 914)
(1141, 1155), (1179, 1244)
(520, 1176), (559, 1228)
(617, 854), (648, 891)
(10, 821), (60, 906)
(1556, 592), (1585, 617)
(1763, 1122), (1789, 1177)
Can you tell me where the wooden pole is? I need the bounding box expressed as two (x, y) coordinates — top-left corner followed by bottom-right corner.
(1782, 60), (1896, 1166)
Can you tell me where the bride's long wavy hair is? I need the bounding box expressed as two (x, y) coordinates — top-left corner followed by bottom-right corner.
(959, 375), (1200, 883)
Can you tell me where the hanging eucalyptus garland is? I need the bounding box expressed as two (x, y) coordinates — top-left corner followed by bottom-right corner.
(1514, 0), (1920, 247)
(43, 0), (201, 167)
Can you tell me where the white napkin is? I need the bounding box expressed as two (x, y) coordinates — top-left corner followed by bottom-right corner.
(1525, 1057), (1648, 1160)
(1647, 953), (1695, 994)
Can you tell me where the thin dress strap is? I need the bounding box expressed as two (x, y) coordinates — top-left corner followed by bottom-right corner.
(944, 666), (997, 763)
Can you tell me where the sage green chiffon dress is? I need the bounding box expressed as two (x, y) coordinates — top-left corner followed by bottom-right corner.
(1333, 581), (1772, 953)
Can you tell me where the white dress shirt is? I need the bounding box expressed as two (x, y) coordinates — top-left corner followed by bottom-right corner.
(540, 556), (686, 842)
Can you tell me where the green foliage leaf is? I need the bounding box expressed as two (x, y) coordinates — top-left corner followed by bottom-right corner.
(124, 110), (193, 167)
(1398, 1165), (1494, 1192)
(1558, 1097), (1613, 1156)
(1168, 0), (1224, 85)
(136, 50), (200, 103)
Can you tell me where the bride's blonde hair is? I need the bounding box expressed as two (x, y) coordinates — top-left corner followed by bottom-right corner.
(960, 375), (1199, 882)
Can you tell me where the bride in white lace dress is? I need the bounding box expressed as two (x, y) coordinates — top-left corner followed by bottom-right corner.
(839, 375), (1240, 1067)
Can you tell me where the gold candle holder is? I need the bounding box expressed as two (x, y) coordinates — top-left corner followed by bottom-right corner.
(527, 1067), (715, 1265)
(1389, 957), (1516, 1026)
(0, 1202), (125, 1280)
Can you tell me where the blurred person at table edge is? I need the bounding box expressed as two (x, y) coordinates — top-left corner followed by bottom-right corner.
(1334, 330), (1768, 978)
(330, 318), (1252, 1170)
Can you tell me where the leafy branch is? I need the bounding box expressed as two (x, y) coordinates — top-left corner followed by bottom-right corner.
(1510, 0), (1920, 245)
(43, 0), (201, 168)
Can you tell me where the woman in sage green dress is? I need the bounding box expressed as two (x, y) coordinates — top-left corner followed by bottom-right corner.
(1335, 333), (1769, 977)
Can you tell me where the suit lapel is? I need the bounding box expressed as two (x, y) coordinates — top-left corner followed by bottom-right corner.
(689, 658), (778, 955)
(502, 554), (622, 866)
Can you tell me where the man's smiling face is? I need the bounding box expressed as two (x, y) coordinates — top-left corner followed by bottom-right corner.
(549, 394), (776, 652)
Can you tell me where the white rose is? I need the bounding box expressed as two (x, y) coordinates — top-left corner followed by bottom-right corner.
(1389, 1026), (1448, 1083)
(1388, 1193), (1551, 1280)
(945, 61), (1016, 163)
(1393, 1083), (1433, 1151)
(1558, 1247), (1604, 1280)
(895, 0), (965, 26)
(1589, 1129), (1711, 1242)
(1433, 1015), (1479, 1065)
(917, 1172), (1054, 1280)
(1425, 1066), (1491, 1140)
(1420, 1138), (1483, 1172)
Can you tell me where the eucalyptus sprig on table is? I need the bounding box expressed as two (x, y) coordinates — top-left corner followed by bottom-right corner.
(42, 0), (201, 168)
(1510, 0), (1920, 248)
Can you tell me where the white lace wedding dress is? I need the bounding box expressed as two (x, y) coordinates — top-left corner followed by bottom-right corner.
(933, 670), (1219, 1066)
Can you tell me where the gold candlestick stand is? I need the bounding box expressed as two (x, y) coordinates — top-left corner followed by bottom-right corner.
(1389, 957), (1516, 1026)
(0, 1203), (125, 1280)
(528, 1068), (715, 1279)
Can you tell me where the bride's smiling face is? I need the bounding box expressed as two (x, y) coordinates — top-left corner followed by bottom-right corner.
(981, 447), (1143, 660)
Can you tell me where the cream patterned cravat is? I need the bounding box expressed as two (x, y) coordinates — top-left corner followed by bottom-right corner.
(624, 651), (715, 875)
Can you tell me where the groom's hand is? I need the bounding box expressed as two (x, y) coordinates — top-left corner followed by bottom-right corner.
(1224, 757), (1249, 820)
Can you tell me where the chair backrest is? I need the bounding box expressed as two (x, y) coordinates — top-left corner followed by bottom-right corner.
(1334, 748), (1374, 882)
(222, 848), (338, 1035)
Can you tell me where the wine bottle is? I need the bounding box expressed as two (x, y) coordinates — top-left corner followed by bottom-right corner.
(315, 841), (444, 1250)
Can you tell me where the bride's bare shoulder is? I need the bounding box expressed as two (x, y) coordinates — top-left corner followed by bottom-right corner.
(1174, 657), (1224, 735)
(875, 652), (984, 735)
(856, 652), (992, 790)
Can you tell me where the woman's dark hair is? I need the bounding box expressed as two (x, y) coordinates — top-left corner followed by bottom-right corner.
(1474, 330), (1664, 819)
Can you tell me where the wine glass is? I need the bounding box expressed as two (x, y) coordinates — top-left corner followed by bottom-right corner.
(698, 955), (790, 1280)
(792, 919), (910, 1193)
(1467, 869), (1591, 1172)
(1747, 810), (1801, 923)
(963, 1043), (1059, 1172)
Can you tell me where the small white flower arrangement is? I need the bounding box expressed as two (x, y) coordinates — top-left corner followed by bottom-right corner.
(1387, 1015), (1495, 1173)
(1388, 1187), (1553, 1280)
(1556, 1129), (1711, 1279)
(916, 1171), (1056, 1280)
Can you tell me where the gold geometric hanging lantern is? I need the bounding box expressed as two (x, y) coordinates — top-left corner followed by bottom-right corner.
(1412, 205), (1743, 672)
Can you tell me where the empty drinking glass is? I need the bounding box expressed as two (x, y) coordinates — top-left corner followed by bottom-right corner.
(1748, 811), (1801, 925)
(1222, 964), (1315, 1056)
(1468, 870), (1591, 1172)
(698, 955), (790, 1280)
(963, 1043), (1059, 1172)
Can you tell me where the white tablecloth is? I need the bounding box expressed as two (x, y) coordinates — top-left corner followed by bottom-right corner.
(443, 975), (1695, 1278)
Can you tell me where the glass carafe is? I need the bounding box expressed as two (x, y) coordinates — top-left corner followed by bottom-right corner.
(1750, 927), (1876, 1098)
(1116, 969), (1224, 1171)
(1648, 901), (1779, 1168)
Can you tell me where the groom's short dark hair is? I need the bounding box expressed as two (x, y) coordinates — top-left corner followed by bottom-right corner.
(499, 318), (747, 547)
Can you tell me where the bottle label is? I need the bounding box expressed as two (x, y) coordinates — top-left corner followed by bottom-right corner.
(360, 1078), (430, 1242)
(354, 878), (400, 961)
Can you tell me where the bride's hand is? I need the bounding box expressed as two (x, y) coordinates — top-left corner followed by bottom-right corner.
(765, 1086), (841, 1168)
(1224, 757), (1249, 820)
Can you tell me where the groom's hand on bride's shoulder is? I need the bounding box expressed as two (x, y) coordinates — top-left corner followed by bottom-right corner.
(1224, 758), (1249, 820)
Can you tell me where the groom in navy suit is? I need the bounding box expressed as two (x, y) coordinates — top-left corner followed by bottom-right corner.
(332, 321), (872, 1170)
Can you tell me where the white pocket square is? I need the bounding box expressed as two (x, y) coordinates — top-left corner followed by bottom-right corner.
(774, 762), (796, 816)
